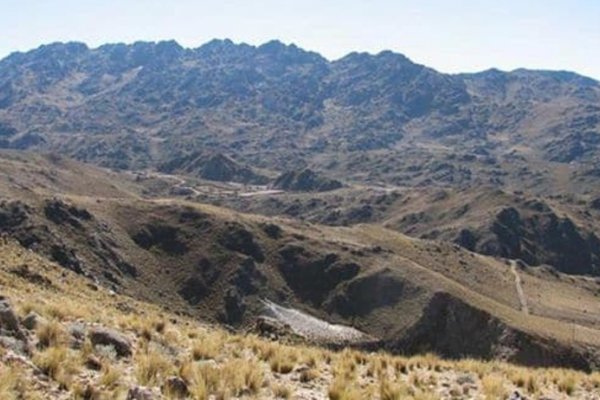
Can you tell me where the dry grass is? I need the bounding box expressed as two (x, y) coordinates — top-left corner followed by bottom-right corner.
(270, 352), (296, 374)
(379, 379), (411, 400)
(32, 344), (80, 390)
(2, 240), (600, 400)
(328, 377), (363, 400)
(135, 349), (174, 386)
(0, 365), (23, 400)
(36, 320), (66, 348)
(191, 332), (224, 361)
(482, 374), (508, 400)
(99, 364), (122, 389)
(557, 372), (577, 395)
(273, 383), (292, 399)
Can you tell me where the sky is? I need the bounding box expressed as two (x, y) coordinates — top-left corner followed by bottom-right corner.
(1, 0), (599, 79)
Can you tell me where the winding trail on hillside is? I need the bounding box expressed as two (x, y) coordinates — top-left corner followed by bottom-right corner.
(510, 261), (529, 314)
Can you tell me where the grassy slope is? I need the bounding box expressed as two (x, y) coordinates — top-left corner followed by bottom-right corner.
(0, 151), (599, 366)
(1, 239), (599, 399)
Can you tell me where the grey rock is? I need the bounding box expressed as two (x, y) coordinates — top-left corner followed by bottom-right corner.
(89, 327), (132, 357)
(21, 311), (46, 330)
(509, 391), (528, 400)
(0, 335), (28, 354)
(69, 322), (86, 349)
(126, 386), (155, 400)
(0, 297), (27, 341)
(162, 376), (189, 398)
(456, 373), (476, 385)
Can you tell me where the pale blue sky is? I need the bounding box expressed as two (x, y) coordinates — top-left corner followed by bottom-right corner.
(2, 0), (599, 79)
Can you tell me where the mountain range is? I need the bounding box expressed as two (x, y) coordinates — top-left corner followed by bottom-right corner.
(0, 39), (598, 179)
(0, 39), (600, 380)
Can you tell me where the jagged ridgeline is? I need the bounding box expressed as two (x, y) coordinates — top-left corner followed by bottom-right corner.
(0, 39), (598, 179)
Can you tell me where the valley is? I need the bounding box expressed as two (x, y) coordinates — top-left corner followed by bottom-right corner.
(0, 38), (599, 399)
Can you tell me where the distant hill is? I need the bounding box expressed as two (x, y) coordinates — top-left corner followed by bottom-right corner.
(0, 40), (598, 194)
(272, 169), (343, 192)
(1, 150), (599, 372)
(159, 151), (269, 184)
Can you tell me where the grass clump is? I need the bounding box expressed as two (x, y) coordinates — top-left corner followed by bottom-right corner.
(269, 348), (296, 374)
(379, 379), (411, 400)
(328, 377), (363, 400)
(481, 374), (507, 400)
(36, 320), (66, 348)
(273, 383), (292, 399)
(0, 365), (25, 400)
(135, 349), (174, 386)
(191, 333), (224, 361)
(557, 372), (577, 395)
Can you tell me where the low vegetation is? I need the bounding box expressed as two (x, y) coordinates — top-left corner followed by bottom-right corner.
(1, 240), (599, 399)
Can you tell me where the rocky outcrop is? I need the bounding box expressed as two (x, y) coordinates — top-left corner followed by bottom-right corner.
(278, 245), (360, 305)
(451, 204), (600, 275)
(132, 224), (188, 255)
(219, 223), (265, 262)
(0, 199), (137, 279)
(0, 297), (29, 355)
(392, 292), (596, 371)
(0, 297), (27, 342)
(487, 207), (599, 275)
(325, 268), (421, 317)
(21, 311), (46, 330)
(44, 199), (92, 228)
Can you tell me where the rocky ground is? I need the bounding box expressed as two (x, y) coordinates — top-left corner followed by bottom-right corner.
(1, 239), (599, 400)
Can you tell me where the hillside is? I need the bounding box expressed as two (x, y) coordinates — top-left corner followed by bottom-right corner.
(1, 40), (600, 278)
(2, 239), (600, 399)
(0, 40), (598, 194)
(211, 185), (600, 275)
(1, 151), (599, 375)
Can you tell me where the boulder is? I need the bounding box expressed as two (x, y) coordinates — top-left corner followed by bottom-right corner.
(89, 327), (132, 357)
(69, 322), (86, 349)
(84, 355), (103, 371)
(162, 376), (189, 398)
(0, 297), (26, 341)
(0, 335), (29, 354)
(126, 386), (156, 400)
(21, 311), (46, 331)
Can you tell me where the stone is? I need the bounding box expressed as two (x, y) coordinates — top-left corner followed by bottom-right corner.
(89, 327), (132, 357)
(126, 386), (155, 400)
(162, 376), (189, 398)
(509, 391), (527, 400)
(456, 374), (475, 385)
(21, 311), (46, 331)
(84, 355), (103, 371)
(0, 335), (28, 354)
(0, 297), (27, 341)
(69, 322), (86, 349)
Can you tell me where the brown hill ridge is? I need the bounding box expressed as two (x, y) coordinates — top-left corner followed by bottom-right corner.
(1, 239), (599, 399)
(0, 151), (599, 373)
